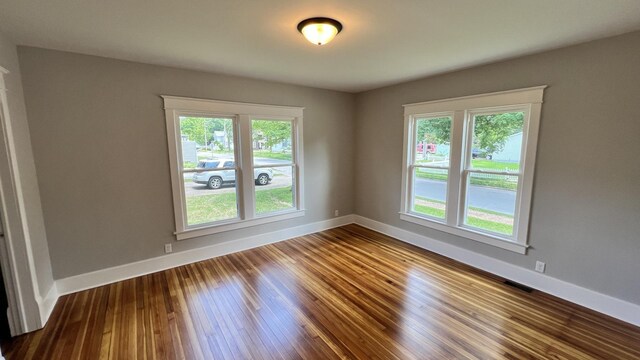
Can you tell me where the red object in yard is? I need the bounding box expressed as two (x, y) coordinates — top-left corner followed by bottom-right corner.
(417, 143), (437, 154)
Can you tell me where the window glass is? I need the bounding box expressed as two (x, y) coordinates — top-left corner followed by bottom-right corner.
(415, 116), (452, 166)
(470, 112), (524, 171)
(411, 116), (452, 220)
(180, 116), (238, 226)
(252, 120), (293, 164)
(411, 168), (448, 219)
(252, 119), (295, 215)
(255, 166), (295, 215)
(463, 173), (517, 236)
(184, 176), (239, 226)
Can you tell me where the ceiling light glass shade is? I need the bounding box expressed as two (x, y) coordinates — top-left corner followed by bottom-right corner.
(297, 18), (342, 46)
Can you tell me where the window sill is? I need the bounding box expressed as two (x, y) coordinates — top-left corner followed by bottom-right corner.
(175, 210), (305, 240)
(399, 212), (528, 254)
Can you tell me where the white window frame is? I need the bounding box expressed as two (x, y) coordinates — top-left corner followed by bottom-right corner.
(400, 86), (546, 254)
(163, 96), (305, 240)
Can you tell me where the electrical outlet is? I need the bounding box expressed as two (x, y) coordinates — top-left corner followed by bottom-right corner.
(164, 243), (173, 254)
(535, 261), (545, 273)
(334, 209), (339, 217)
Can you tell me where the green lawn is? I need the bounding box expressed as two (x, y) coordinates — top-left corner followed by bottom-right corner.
(466, 216), (513, 235)
(413, 195), (513, 235)
(253, 150), (292, 161)
(186, 187), (293, 225)
(414, 204), (445, 219)
(186, 191), (238, 225)
(255, 187), (294, 214)
(471, 159), (518, 171)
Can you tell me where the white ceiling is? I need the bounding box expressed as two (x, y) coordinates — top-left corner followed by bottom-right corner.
(1, 0), (640, 92)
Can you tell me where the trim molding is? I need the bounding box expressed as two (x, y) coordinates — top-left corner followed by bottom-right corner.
(352, 215), (640, 327)
(56, 215), (355, 296)
(37, 283), (58, 326)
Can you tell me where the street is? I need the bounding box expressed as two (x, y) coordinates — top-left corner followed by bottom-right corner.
(414, 178), (515, 214)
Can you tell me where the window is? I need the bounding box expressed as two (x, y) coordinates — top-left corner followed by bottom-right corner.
(252, 119), (296, 215)
(410, 115), (452, 220)
(163, 97), (304, 240)
(400, 86), (545, 253)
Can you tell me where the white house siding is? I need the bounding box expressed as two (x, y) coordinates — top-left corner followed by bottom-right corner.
(182, 140), (198, 163)
(492, 132), (522, 162)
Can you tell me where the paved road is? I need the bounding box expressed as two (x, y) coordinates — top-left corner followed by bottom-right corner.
(414, 178), (515, 214)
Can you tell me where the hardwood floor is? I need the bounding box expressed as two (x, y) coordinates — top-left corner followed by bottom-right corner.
(3, 224), (640, 359)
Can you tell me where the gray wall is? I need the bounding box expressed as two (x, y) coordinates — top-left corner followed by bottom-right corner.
(0, 34), (53, 299)
(17, 47), (355, 279)
(354, 31), (640, 304)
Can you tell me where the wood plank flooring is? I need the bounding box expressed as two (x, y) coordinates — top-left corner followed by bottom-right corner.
(3, 224), (640, 359)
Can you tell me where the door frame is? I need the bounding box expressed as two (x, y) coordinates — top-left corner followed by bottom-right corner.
(0, 66), (46, 335)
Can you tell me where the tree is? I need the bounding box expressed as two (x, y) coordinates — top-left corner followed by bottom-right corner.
(179, 117), (233, 149)
(473, 112), (523, 154)
(416, 112), (523, 154)
(417, 117), (451, 144)
(252, 120), (291, 152)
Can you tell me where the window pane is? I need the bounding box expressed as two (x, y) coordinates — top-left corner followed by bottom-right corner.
(183, 173), (238, 226)
(415, 116), (452, 166)
(179, 116), (235, 169)
(464, 172), (518, 236)
(252, 120), (293, 164)
(470, 112), (524, 171)
(411, 167), (448, 220)
(255, 166), (294, 215)
(179, 116), (237, 226)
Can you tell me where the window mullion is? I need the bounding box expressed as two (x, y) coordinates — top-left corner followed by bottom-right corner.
(293, 116), (304, 210)
(466, 169), (522, 177)
(238, 115), (254, 220)
(446, 110), (465, 226)
(413, 164), (449, 170)
(400, 115), (414, 214)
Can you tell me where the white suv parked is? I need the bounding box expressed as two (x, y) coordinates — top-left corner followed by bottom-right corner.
(193, 159), (273, 189)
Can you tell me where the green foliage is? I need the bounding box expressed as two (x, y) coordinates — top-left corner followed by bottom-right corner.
(180, 117), (233, 147)
(416, 117), (451, 144)
(473, 112), (523, 154)
(415, 112), (523, 155)
(252, 120), (291, 152)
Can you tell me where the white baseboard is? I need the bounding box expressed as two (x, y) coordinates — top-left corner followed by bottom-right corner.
(55, 215), (356, 296)
(353, 215), (640, 327)
(37, 282), (58, 327)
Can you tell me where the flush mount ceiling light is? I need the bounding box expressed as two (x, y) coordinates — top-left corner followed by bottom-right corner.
(297, 17), (343, 46)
